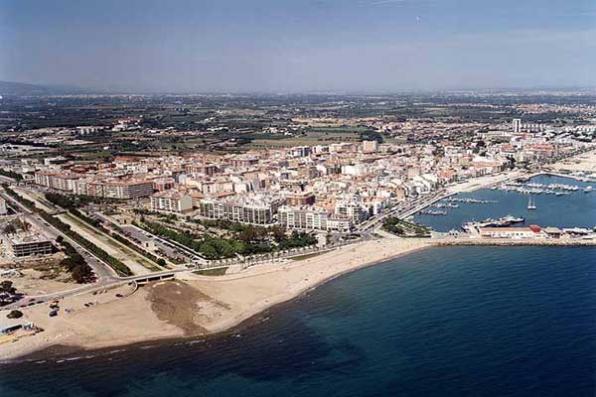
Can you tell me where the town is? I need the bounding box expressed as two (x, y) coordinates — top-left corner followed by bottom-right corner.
(2, 0), (596, 394)
(1, 92), (595, 357)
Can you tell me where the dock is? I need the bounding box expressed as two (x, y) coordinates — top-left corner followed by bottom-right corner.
(434, 237), (596, 247)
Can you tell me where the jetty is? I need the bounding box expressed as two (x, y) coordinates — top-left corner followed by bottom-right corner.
(436, 238), (596, 248)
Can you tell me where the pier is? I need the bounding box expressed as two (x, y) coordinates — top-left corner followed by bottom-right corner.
(435, 237), (596, 247)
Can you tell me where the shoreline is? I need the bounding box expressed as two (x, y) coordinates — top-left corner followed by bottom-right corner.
(0, 238), (434, 363)
(2, 154), (593, 364)
(9, 242), (434, 365)
(5, 237), (593, 365)
(195, 242), (433, 337)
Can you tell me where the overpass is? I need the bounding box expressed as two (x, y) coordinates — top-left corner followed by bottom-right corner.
(122, 271), (177, 285)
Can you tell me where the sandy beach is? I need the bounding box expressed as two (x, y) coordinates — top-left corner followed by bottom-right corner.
(0, 236), (432, 362)
(2, 150), (593, 362)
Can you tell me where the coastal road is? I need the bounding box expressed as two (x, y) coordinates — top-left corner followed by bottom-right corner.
(1, 269), (181, 311)
(0, 189), (119, 283)
(358, 170), (525, 234)
(358, 191), (449, 233)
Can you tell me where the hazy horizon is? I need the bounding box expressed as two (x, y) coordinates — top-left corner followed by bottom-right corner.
(2, 0), (595, 93)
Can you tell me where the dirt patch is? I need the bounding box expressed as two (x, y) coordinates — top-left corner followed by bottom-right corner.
(145, 280), (229, 336)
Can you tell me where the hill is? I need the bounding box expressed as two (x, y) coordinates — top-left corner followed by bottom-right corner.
(0, 80), (91, 96)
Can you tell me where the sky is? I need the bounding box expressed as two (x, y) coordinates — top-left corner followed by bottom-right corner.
(1, 0), (595, 93)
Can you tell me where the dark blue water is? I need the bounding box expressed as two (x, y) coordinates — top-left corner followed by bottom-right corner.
(1, 246), (595, 397)
(1, 174), (594, 397)
(414, 175), (595, 232)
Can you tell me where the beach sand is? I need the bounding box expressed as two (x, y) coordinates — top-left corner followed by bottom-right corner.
(0, 237), (431, 362)
(4, 150), (591, 362)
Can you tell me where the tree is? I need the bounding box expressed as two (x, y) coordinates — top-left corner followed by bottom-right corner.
(238, 225), (259, 243)
(0, 280), (18, 306)
(71, 265), (94, 283)
(157, 258), (167, 267)
(0, 280), (16, 295)
(199, 242), (218, 259)
(7, 310), (23, 319)
(3, 223), (16, 235)
(271, 225), (286, 243)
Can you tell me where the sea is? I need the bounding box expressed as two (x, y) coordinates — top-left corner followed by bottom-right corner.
(1, 174), (595, 397)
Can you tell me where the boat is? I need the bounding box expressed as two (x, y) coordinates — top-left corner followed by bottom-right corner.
(527, 196), (536, 210)
(500, 215), (525, 225)
(461, 215), (525, 232)
(584, 186), (592, 193)
(420, 209), (447, 216)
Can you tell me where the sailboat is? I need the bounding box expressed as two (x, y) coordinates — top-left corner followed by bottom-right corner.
(527, 195), (536, 210)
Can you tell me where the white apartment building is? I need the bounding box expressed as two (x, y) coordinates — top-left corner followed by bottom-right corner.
(335, 200), (368, 224)
(150, 191), (193, 213)
(362, 140), (379, 153)
(198, 195), (282, 225)
(512, 119), (522, 133)
(278, 206), (328, 230)
(278, 206), (354, 233)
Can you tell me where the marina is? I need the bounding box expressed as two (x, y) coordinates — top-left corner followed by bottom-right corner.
(414, 174), (595, 233)
(443, 197), (498, 204)
(433, 203), (459, 209)
(461, 215), (525, 233)
(419, 209), (448, 216)
(416, 194), (499, 217)
(0, 174), (594, 397)
(494, 180), (593, 196)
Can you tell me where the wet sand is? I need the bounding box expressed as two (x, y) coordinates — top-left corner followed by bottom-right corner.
(0, 237), (431, 362)
(4, 151), (592, 363)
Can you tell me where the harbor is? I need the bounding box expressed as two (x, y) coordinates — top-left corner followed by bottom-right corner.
(493, 180), (593, 195)
(414, 173), (595, 236)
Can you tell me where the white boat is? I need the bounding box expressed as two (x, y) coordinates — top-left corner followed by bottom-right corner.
(584, 186), (592, 193)
(527, 196), (536, 210)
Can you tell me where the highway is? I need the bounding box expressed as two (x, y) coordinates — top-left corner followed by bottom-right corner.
(0, 185), (193, 309)
(1, 270), (180, 311)
(0, 189), (119, 283)
(0, 164), (570, 310)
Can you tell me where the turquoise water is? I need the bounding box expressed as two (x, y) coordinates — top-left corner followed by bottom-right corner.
(0, 174), (594, 397)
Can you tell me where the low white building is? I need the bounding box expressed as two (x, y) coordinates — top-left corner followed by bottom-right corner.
(478, 227), (537, 239)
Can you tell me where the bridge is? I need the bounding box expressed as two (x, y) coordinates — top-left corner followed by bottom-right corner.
(122, 271), (177, 285)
